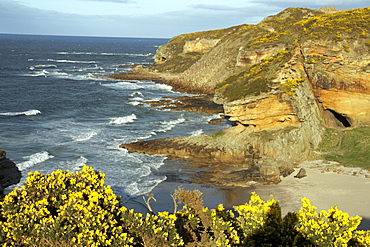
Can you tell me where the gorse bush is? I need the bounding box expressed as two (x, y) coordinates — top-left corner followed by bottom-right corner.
(0, 166), (369, 246)
(0, 166), (134, 246)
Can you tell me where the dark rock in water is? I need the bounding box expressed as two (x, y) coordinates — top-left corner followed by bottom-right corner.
(208, 118), (224, 124)
(294, 168), (307, 179)
(0, 150), (22, 195)
(139, 94), (224, 114)
(0, 149), (6, 160)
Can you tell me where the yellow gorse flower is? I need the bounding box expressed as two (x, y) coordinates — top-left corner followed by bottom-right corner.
(1, 166), (369, 246)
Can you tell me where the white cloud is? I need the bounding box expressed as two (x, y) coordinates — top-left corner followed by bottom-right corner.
(79, 0), (131, 2)
(252, 0), (370, 10)
(189, 4), (239, 11)
(1, 0), (368, 38)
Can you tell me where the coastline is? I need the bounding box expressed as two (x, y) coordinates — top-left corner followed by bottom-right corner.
(124, 159), (370, 230)
(111, 69), (370, 230)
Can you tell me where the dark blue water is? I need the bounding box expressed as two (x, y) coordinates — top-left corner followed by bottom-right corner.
(0, 34), (229, 200)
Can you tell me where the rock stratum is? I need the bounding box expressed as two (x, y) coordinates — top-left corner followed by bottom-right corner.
(118, 7), (370, 185)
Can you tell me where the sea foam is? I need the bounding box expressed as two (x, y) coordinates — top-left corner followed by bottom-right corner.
(17, 151), (54, 171)
(109, 114), (137, 125)
(0, 109), (41, 116)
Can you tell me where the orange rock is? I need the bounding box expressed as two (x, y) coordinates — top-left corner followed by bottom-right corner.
(224, 94), (300, 130)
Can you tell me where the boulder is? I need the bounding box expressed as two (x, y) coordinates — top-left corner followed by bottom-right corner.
(0, 150), (22, 195)
(294, 168), (307, 179)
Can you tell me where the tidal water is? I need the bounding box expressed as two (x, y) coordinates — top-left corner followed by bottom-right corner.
(0, 34), (229, 200)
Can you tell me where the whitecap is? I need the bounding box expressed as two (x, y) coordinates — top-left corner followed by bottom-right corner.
(45, 59), (96, 64)
(127, 101), (141, 106)
(26, 70), (48, 77)
(130, 91), (144, 97)
(102, 81), (145, 90)
(0, 109), (41, 116)
(25, 110), (41, 116)
(156, 115), (186, 133)
(109, 114), (137, 125)
(17, 151), (54, 171)
(35, 64), (57, 68)
(124, 176), (166, 197)
(72, 131), (98, 142)
(191, 129), (203, 136)
(55, 51), (146, 56)
(138, 81), (173, 91)
(72, 156), (88, 171)
(130, 97), (144, 101)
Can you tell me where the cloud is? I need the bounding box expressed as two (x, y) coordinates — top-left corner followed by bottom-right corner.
(0, 0), (274, 38)
(78, 0), (131, 3)
(189, 4), (239, 11)
(252, 0), (370, 10)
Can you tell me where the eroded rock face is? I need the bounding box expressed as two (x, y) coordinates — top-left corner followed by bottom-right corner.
(119, 7), (370, 186)
(315, 90), (370, 126)
(223, 94), (300, 130)
(183, 38), (221, 53)
(236, 44), (286, 67)
(301, 40), (370, 127)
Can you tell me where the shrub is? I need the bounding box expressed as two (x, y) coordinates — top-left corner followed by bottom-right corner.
(281, 78), (304, 97)
(0, 166), (134, 246)
(1, 166), (369, 246)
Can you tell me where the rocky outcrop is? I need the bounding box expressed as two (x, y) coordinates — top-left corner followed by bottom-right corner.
(0, 150), (22, 195)
(183, 38), (221, 53)
(118, 7), (370, 186)
(301, 39), (370, 128)
(223, 93), (300, 130)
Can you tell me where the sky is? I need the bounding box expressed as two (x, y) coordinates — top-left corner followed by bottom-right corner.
(0, 0), (369, 38)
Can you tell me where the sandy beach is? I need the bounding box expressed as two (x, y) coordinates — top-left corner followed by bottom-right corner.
(124, 159), (370, 230)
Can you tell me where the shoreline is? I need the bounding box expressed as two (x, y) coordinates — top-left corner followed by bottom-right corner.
(111, 70), (370, 230)
(124, 159), (370, 230)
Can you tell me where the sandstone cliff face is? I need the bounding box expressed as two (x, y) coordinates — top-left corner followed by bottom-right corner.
(301, 40), (370, 127)
(122, 7), (370, 185)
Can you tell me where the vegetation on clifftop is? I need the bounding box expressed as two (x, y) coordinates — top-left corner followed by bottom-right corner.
(153, 25), (252, 73)
(216, 49), (293, 101)
(295, 7), (370, 41)
(1, 166), (369, 246)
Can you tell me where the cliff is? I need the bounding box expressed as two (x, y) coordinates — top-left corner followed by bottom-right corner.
(120, 7), (370, 185)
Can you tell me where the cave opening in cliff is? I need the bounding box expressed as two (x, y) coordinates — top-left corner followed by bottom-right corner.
(326, 109), (351, 127)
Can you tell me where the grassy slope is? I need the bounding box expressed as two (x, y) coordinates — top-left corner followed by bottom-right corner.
(316, 127), (370, 170)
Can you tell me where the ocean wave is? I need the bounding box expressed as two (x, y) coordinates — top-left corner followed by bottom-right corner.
(130, 97), (144, 103)
(156, 115), (186, 133)
(45, 59), (96, 64)
(138, 81), (173, 91)
(34, 64), (57, 68)
(70, 156), (88, 171)
(109, 114), (137, 125)
(124, 175), (166, 197)
(0, 109), (41, 116)
(102, 81), (145, 90)
(130, 91), (144, 97)
(127, 101), (141, 106)
(26, 70), (48, 77)
(191, 129), (204, 136)
(72, 131), (98, 142)
(55, 51), (153, 56)
(17, 151), (54, 171)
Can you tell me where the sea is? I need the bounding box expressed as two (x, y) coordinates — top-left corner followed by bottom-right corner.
(0, 34), (230, 201)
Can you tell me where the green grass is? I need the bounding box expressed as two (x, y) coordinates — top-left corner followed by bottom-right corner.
(318, 126), (370, 170)
(216, 49), (293, 102)
(316, 127), (341, 152)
